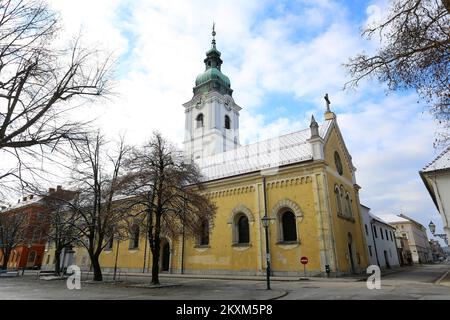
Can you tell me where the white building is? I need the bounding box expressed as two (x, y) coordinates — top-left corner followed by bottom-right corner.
(360, 205), (400, 269)
(420, 146), (450, 245)
(379, 214), (433, 264)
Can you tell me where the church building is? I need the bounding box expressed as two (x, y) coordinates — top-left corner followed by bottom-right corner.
(42, 28), (369, 277)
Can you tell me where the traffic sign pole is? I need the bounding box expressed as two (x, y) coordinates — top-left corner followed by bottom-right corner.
(300, 256), (308, 278)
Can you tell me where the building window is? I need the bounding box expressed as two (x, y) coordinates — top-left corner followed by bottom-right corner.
(237, 215), (249, 244)
(368, 245), (372, 257)
(106, 235), (114, 250)
(28, 251), (36, 264)
(196, 113), (204, 128)
(390, 231), (393, 241)
(281, 211), (297, 242)
(31, 228), (40, 243)
(129, 224), (140, 249)
(364, 224), (369, 236)
(385, 229), (389, 241)
(380, 227), (384, 239)
(199, 219), (210, 246)
(345, 194), (352, 217)
(224, 115), (231, 129)
(334, 186), (342, 215)
(373, 225), (378, 238)
(46, 254), (50, 265)
(334, 151), (343, 175)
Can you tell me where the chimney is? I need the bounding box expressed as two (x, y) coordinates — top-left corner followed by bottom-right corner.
(57, 185), (62, 192)
(49, 188), (55, 194)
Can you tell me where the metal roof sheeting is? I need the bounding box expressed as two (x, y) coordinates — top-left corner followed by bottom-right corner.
(197, 120), (332, 181)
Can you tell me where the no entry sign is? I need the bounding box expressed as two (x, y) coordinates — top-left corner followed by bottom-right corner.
(300, 256), (308, 265)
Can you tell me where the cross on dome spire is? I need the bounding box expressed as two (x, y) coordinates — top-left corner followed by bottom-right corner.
(212, 22), (216, 48)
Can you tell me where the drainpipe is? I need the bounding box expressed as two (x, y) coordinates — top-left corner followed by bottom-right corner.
(370, 220), (380, 267)
(181, 201), (186, 274)
(181, 218), (186, 275)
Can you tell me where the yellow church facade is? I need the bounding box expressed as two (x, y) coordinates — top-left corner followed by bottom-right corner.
(42, 30), (369, 277)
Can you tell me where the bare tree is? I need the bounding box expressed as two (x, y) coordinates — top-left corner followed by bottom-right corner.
(41, 190), (81, 276)
(0, 209), (27, 269)
(122, 132), (216, 285)
(59, 133), (129, 281)
(344, 0), (449, 146)
(0, 0), (114, 195)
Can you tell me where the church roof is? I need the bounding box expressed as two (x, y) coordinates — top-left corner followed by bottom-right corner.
(421, 146), (450, 173)
(197, 120), (332, 181)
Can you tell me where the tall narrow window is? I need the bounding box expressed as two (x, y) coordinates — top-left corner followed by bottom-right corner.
(196, 113), (204, 128)
(380, 227), (384, 239)
(28, 251), (36, 263)
(345, 194), (352, 217)
(224, 115), (231, 129)
(334, 186), (342, 215)
(385, 229), (389, 241)
(373, 225), (378, 238)
(281, 211), (297, 241)
(130, 225), (140, 249)
(237, 215), (249, 244)
(364, 224), (369, 236)
(199, 219), (210, 246)
(106, 235), (114, 250)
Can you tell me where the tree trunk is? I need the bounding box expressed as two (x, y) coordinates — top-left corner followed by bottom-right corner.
(151, 238), (160, 285)
(1, 251), (10, 270)
(54, 249), (62, 276)
(91, 255), (103, 281)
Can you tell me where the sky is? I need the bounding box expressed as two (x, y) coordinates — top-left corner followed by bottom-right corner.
(39, 0), (446, 243)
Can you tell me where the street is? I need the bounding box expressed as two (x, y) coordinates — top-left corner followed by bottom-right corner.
(0, 263), (449, 300)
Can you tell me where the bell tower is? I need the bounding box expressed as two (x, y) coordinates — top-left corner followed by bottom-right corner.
(183, 25), (241, 160)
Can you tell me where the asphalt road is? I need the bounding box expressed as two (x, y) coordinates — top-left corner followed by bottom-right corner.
(0, 263), (448, 300)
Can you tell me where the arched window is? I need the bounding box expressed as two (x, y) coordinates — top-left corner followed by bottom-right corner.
(281, 211), (297, 241)
(237, 215), (249, 244)
(224, 115), (231, 129)
(199, 219), (210, 246)
(196, 113), (204, 128)
(334, 186), (342, 215)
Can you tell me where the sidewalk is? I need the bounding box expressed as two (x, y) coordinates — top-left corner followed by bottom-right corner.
(81, 271), (367, 283)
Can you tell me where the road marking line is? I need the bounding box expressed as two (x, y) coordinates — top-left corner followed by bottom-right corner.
(434, 270), (449, 285)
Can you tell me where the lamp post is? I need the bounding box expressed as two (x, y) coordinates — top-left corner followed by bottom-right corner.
(261, 175), (272, 290)
(428, 221), (448, 245)
(261, 215), (271, 290)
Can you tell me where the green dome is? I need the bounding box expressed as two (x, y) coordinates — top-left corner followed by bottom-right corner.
(195, 67), (231, 87)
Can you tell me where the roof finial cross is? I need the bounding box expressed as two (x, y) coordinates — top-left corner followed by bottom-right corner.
(324, 93), (331, 112)
(211, 22), (216, 47)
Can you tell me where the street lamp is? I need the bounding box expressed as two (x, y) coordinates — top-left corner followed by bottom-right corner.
(428, 221), (448, 245)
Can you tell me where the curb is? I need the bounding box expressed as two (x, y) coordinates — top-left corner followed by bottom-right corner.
(269, 290), (289, 300)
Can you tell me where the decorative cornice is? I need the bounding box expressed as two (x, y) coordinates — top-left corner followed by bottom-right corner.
(265, 175), (312, 189)
(207, 185), (255, 198)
